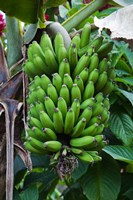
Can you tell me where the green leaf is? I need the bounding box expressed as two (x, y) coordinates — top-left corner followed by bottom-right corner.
(115, 77), (133, 86)
(6, 16), (23, 68)
(124, 188), (133, 200)
(111, 52), (124, 67)
(112, 0), (133, 6)
(81, 154), (121, 200)
(23, 23), (38, 44)
(24, 169), (58, 186)
(118, 88), (133, 107)
(62, 0), (108, 32)
(103, 145), (133, 164)
(14, 154), (50, 175)
(110, 111), (133, 146)
(20, 185), (39, 200)
(44, 0), (66, 8)
(64, 187), (87, 200)
(0, 0), (40, 23)
(72, 160), (88, 181)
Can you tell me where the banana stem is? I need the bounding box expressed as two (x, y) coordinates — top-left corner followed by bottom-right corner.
(62, 0), (109, 32)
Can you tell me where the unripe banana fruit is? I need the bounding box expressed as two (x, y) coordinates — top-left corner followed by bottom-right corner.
(23, 22), (115, 179)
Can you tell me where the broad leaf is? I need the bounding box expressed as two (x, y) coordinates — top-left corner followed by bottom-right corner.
(62, 0), (107, 32)
(64, 187), (87, 200)
(112, 0), (133, 6)
(20, 185), (39, 200)
(81, 154), (121, 200)
(6, 16), (23, 68)
(23, 23), (38, 44)
(103, 145), (133, 163)
(117, 88), (133, 107)
(44, 0), (66, 8)
(124, 188), (133, 200)
(115, 77), (133, 86)
(72, 160), (88, 181)
(0, 0), (40, 23)
(109, 111), (133, 146)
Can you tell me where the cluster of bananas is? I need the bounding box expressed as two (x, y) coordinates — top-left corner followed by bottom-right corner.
(24, 23), (115, 175)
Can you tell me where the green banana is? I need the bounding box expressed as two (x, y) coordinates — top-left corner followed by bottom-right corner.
(71, 147), (83, 155)
(80, 97), (96, 109)
(40, 32), (55, 54)
(31, 127), (47, 141)
(88, 115), (101, 126)
(53, 108), (64, 134)
(64, 108), (75, 135)
(29, 41), (45, 61)
(90, 35), (103, 52)
(57, 97), (67, 121)
(60, 84), (70, 106)
(47, 84), (58, 104)
(100, 108), (110, 123)
(79, 67), (89, 83)
(95, 92), (104, 103)
(96, 124), (105, 135)
(39, 110), (55, 130)
(36, 86), (46, 102)
(29, 116), (43, 129)
(71, 33), (81, 50)
(28, 137), (49, 153)
(97, 41), (113, 59)
(103, 97), (110, 109)
(78, 36), (103, 57)
(71, 98), (80, 123)
(28, 89), (38, 103)
(88, 53), (99, 73)
(76, 150), (94, 163)
(44, 48), (58, 73)
(102, 80), (114, 96)
(54, 32), (64, 55)
(63, 73), (73, 90)
(95, 135), (105, 144)
(73, 52), (90, 78)
(92, 102), (104, 116)
(29, 104), (39, 119)
(78, 106), (92, 124)
(41, 74), (51, 92)
(71, 83), (81, 102)
(95, 71), (108, 92)
(35, 101), (45, 113)
(71, 118), (86, 138)
(83, 81), (94, 101)
(57, 44), (67, 64)
(43, 127), (57, 141)
(59, 58), (70, 78)
(98, 58), (108, 73)
(29, 81), (36, 91)
(70, 135), (95, 148)
(107, 67), (116, 80)
(24, 141), (44, 154)
(43, 141), (62, 152)
(34, 75), (42, 87)
(81, 123), (98, 136)
(68, 43), (78, 72)
(23, 61), (38, 78)
(27, 45), (34, 61)
(52, 73), (62, 94)
(80, 22), (91, 48)
(88, 68), (99, 83)
(44, 96), (55, 119)
(87, 151), (102, 162)
(32, 54), (48, 75)
(74, 75), (84, 94)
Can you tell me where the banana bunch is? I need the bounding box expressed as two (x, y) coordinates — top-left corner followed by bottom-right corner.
(24, 22), (115, 176)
